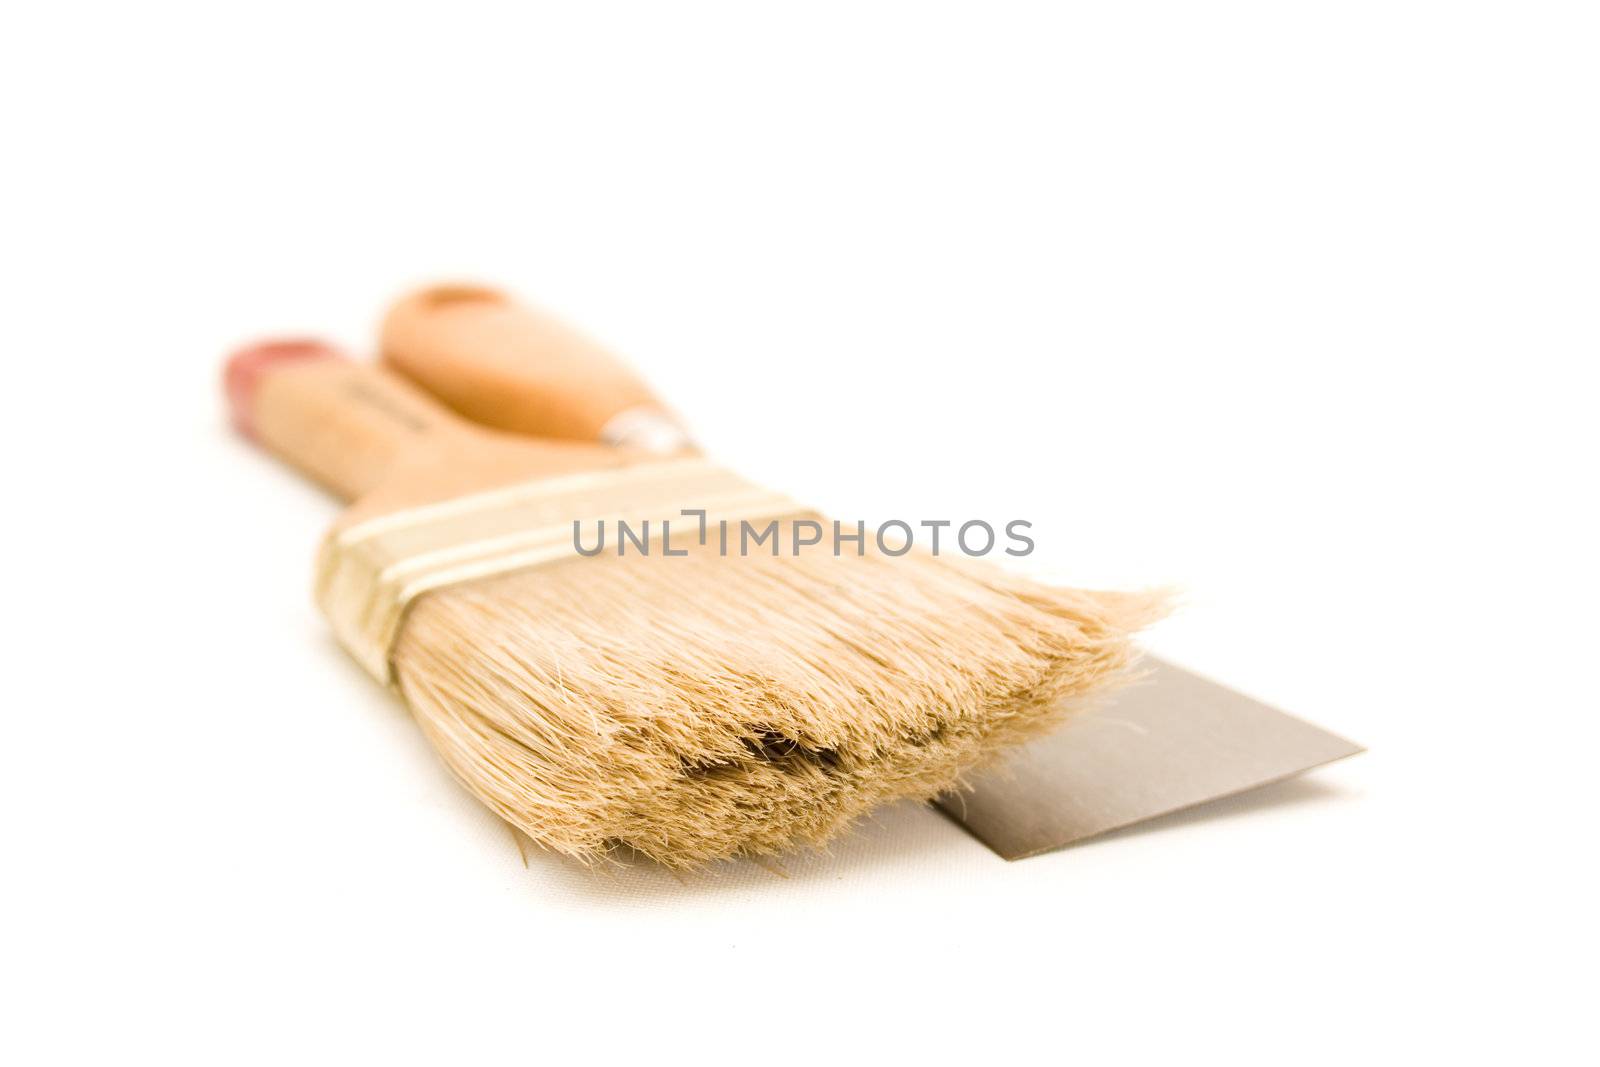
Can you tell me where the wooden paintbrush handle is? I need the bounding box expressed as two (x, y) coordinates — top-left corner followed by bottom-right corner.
(226, 340), (474, 501)
(380, 285), (693, 452)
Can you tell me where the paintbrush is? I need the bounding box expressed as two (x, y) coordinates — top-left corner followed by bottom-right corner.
(229, 333), (1160, 867)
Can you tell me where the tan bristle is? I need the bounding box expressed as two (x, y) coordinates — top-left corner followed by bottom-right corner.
(393, 529), (1166, 868)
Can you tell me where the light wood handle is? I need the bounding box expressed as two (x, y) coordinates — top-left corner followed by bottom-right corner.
(226, 340), (475, 502)
(379, 285), (691, 451)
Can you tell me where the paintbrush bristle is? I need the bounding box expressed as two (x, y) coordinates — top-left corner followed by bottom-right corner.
(393, 529), (1165, 867)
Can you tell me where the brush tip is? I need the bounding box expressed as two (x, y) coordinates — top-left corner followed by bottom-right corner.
(224, 339), (341, 438)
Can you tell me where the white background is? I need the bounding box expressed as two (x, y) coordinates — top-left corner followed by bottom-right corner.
(3, 3), (1596, 1063)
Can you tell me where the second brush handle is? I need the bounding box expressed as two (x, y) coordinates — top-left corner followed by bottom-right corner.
(380, 285), (693, 452)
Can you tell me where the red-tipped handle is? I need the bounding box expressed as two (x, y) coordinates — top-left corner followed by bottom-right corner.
(225, 340), (474, 501)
